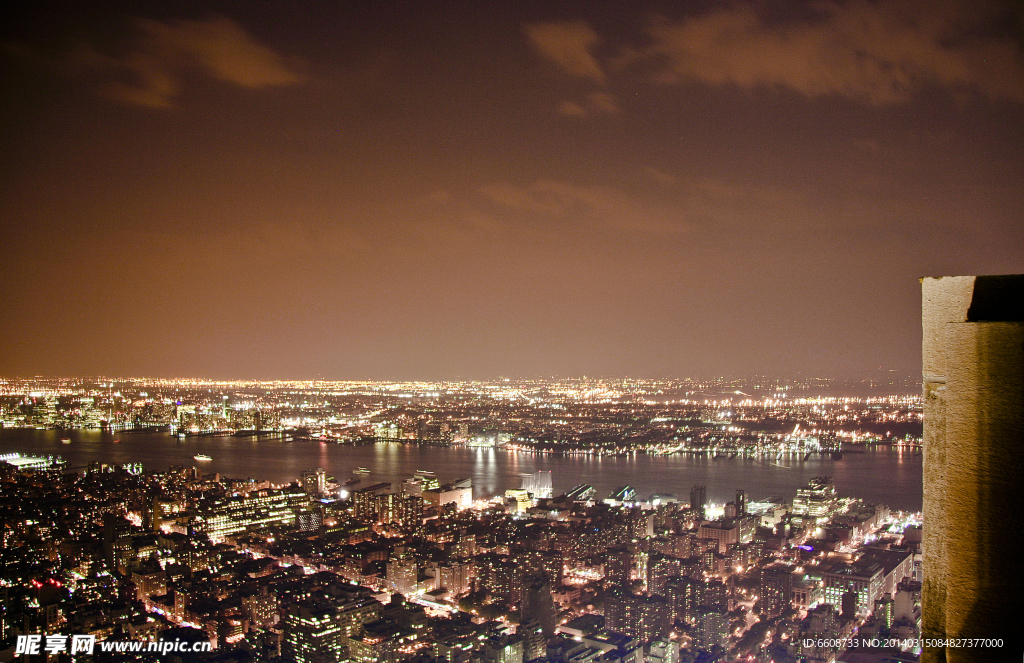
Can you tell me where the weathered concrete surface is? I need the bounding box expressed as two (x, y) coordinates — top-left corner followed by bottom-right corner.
(920, 276), (974, 663)
(943, 322), (1023, 663)
(921, 275), (1024, 663)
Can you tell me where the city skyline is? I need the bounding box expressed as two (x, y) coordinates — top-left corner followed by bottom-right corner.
(3, 1), (1022, 380)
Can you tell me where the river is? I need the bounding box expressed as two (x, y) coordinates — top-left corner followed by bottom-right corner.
(0, 429), (922, 511)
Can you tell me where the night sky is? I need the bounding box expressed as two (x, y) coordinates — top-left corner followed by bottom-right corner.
(2, 1), (1022, 380)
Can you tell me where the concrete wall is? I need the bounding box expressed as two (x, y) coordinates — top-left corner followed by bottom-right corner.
(921, 275), (1024, 663)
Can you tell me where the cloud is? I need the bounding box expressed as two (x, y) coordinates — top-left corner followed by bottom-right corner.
(524, 21), (606, 83)
(478, 179), (689, 235)
(643, 167), (677, 185)
(557, 91), (621, 117)
(81, 15), (305, 107)
(643, 0), (1024, 104)
(557, 100), (588, 117)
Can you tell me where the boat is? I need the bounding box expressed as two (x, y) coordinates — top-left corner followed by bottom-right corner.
(353, 467), (370, 475)
(194, 454), (212, 462)
(60, 438), (71, 444)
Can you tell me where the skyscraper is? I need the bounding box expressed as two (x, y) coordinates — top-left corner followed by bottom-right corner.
(689, 484), (706, 519)
(520, 575), (556, 637)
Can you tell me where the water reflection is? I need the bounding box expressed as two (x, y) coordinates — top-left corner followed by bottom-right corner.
(0, 430), (922, 511)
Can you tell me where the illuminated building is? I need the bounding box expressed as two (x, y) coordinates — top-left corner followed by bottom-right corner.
(515, 549), (564, 586)
(791, 476), (842, 532)
(646, 553), (681, 596)
(822, 559), (883, 615)
(604, 588), (671, 643)
(699, 578), (728, 612)
(521, 470), (552, 499)
(146, 496), (184, 531)
(413, 470), (439, 490)
(301, 467), (327, 498)
(386, 552), (418, 597)
(693, 607), (729, 651)
(422, 478), (472, 510)
(875, 593), (895, 629)
(921, 274), (1024, 662)
(759, 565), (793, 618)
(663, 576), (700, 624)
(351, 483), (393, 519)
(482, 632), (524, 663)
(131, 564), (167, 601)
(858, 548), (914, 599)
(565, 484), (595, 502)
(282, 598), (380, 663)
(356, 491), (423, 530)
(437, 561), (474, 597)
(0, 453), (63, 471)
(646, 639), (679, 663)
(697, 519), (740, 549)
(282, 606), (348, 663)
(608, 485), (637, 503)
(519, 619), (546, 661)
(348, 626), (415, 663)
(193, 488), (309, 540)
(604, 546), (632, 586)
(792, 574), (823, 611)
(241, 588), (278, 628)
(476, 555), (521, 606)
(504, 488), (532, 513)
(580, 632), (642, 663)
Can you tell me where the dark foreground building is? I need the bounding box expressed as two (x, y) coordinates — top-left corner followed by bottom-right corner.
(921, 275), (1024, 663)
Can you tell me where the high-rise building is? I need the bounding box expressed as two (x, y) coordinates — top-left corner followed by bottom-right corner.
(605, 588), (671, 643)
(301, 467), (327, 498)
(759, 565), (793, 618)
(351, 483), (393, 520)
(605, 546), (632, 586)
(102, 514), (133, 575)
(791, 477), (842, 532)
(921, 274), (1024, 663)
(386, 553), (418, 597)
(664, 576), (700, 624)
(519, 619), (546, 661)
(520, 576), (556, 637)
(438, 561), (474, 597)
(282, 599), (379, 663)
(693, 607), (729, 651)
(689, 484), (706, 518)
(646, 553), (681, 597)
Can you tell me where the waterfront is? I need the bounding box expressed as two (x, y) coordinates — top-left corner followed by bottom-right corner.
(0, 428), (922, 510)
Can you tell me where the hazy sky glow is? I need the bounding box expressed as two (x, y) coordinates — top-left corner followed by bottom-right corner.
(2, 1), (1022, 380)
